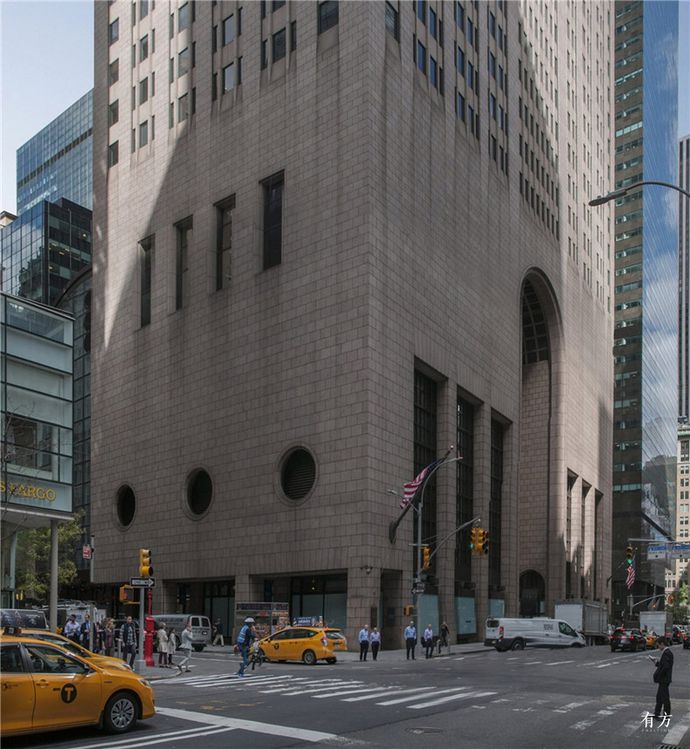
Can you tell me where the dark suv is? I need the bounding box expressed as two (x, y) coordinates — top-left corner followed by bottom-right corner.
(610, 628), (646, 652)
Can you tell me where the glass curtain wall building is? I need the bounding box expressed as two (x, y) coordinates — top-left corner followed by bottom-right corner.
(680, 135), (690, 421)
(16, 90), (93, 213)
(612, 0), (678, 618)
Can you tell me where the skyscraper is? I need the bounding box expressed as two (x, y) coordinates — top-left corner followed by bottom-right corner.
(612, 0), (678, 618)
(680, 134), (690, 421)
(16, 90), (93, 214)
(92, 0), (614, 640)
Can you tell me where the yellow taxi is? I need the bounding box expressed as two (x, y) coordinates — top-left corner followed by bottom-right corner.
(325, 628), (349, 653)
(0, 627), (155, 737)
(18, 629), (133, 672)
(645, 631), (659, 649)
(257, 626), (340, 665)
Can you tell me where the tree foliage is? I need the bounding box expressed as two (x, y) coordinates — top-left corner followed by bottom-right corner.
(15, 513), (83, 603)
(668, 583), (689, 624)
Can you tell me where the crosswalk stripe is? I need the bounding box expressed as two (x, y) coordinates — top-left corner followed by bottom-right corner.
(544, 660), (574, 667)
(259, 679), (349, 694)
(376, 687), (459, 706)
(407, 690), (497, 709)
(312, 685), (395, 699)
(524, 661), (542, 665)
(554, 701), (592, 713)
(271, 682), (366, 696)
(341, 688), (405, 702)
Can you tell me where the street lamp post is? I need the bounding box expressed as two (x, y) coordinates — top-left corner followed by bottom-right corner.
(589, 180), (690, 206)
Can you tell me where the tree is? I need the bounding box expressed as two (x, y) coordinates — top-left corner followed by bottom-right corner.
(668, 583), (689, 625)
(14, 513), (83, 603)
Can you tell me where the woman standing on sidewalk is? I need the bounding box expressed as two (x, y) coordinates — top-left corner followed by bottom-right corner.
(167, 627), (178, 667)
(157, 623), (169, 668)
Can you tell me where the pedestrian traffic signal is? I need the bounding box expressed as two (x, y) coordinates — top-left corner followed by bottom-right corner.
(403, 605), (415, 616)
(470, 526), (480, 551)
(139, 548), (153, 577)
(119, 584), (135, 603)
(422, 545), (431, 570)
(625, 546), (634, 565)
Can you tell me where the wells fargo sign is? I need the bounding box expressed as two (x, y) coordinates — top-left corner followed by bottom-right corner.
(0, 480), (57, 501)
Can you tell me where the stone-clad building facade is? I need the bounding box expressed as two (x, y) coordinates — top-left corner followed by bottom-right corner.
(92, 0), (614, 644)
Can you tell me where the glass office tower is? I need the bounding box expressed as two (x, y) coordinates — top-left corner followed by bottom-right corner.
(612, 0), (678, 618)
(16, 90), (93, 213)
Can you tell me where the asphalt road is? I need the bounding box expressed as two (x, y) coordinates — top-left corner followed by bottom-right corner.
(5, 644), (689, 749)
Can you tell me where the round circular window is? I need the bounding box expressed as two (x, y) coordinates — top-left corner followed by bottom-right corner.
(187, 469), (213, 517)
(116, 485), (136, 527)
(281, 448), (316, 501)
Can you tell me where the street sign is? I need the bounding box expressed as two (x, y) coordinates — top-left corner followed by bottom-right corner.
(647, 543), (667, 560)
(82, 544), (92, 560)
(130, 577), (156, 588)
(670, 542), (690, 559)
(411, 583), (425, 595)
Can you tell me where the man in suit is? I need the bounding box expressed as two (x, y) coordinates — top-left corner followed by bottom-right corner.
(653, 636), (674, 720)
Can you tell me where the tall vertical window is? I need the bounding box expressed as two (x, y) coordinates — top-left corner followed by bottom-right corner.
(140, 34), (149, 61)
(139, 120), (148, 148)
(223, 14), (235, 45)
(223, 63), (235, 92)
(109, 59), (119, 85)
(414, 370), (438, 576)
(178, 93), (189, 121)
(108, 100), (119, 126)
(489, 419), (504, 591)
(140, 0), (149, 19)
(262, 171), (284, 269)
(273, 28), (286, 61)
(456, 394), (474, 585)
(140, 235), (153, 326)
(108, 141), (119, 167)
(178, 47), (190, 76)
(215, 195), (235, 290)
(416, 0), (426, 22)
(179, 2), (191, 31)
(429, 7), (437, 38)
(385, 2), (399, 41)
(290, 20), (297, 50)
(109, 18), (119, 44)
(318, 1), (338, 33)
(175, 217), (192, 311)
(139, 77), (149, 104)
(417, 40), (427, 74)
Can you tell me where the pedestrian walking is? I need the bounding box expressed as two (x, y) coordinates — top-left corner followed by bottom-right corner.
(370, 627), (381, 660)
(212, 619), (225, 646)
(423, 624), (434, 658)
(64, 614), (80, 643)
(121, 616), (137, 668)
(358, 624), (370, 661)
(178, 621), (194, 672)
(438, 621), (450, 655)
(404, 621), (417, 660)
(236, 617), (255, 677)
(167, 627), (178, 666)
(652, 637), (674, 719)
(157, 623), (169, 667)
(102, 619), (115, 657)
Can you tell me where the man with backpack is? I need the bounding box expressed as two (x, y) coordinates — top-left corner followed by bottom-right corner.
(236, 617), (256, 677)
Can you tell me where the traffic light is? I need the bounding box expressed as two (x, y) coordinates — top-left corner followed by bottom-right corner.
(625, 546), (634, 565)
(119, 584), (135, 603)
(139, 548), (153, 577)
(477, 529), (489, 555)
(470, 527), (480, 551)
(422, 545), (431, 570)
(403, 605), (415, 616)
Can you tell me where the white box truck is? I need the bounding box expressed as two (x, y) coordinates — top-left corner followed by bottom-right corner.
(554, 601), (608, 645)
(639, 610), (672, 638)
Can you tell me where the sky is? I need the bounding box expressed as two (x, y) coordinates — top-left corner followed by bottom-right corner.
(0, 0), (689, 214)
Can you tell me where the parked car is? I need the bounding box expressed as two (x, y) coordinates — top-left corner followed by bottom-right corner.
(485, 618), (586, 651)
(257, 626), (339, 664)
(16, 628), (132, 671)
(0, 628), (154, 737)
(609, 628), (646, 652)
(671, 625), (685, 644)
(152, 614), (211, 652)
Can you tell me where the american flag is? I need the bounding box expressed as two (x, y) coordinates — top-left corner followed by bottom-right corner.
(399, 460), (440, 509)
(626, 560), (635, 590)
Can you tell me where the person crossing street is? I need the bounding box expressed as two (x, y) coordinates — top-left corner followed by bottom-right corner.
(236, 617), (255, 677)
(358, 624), (370, 661)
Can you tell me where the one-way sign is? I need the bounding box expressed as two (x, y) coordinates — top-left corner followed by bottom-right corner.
(130, 577), (156, 588)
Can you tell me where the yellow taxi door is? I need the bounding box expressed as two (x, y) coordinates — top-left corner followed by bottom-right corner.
(0, 644), (35, 734)
(26, 644), (103, 730)
(267, 628), (294, 659)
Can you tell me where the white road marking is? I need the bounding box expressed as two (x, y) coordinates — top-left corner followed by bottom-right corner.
(407, 690), (497, 709)
(273, 681), (366, 696)
(375, 687), (456, 706)
(64, 726), (236, 749)
(571, 719), (598, 731)
(472, 705), (487, 709)
(544, 660), (574, 666)
(662, 708), (690, 746)
(554, 701), (592, 713)
(314, 685), (406, 700)
(260, 679), (348, 694)
(524, 661), (542, 665)
(156, 706), (354, 744)
(342, 687), (406, 702)
(621, 722), (641, 737)
(595, 662), (613, 668)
